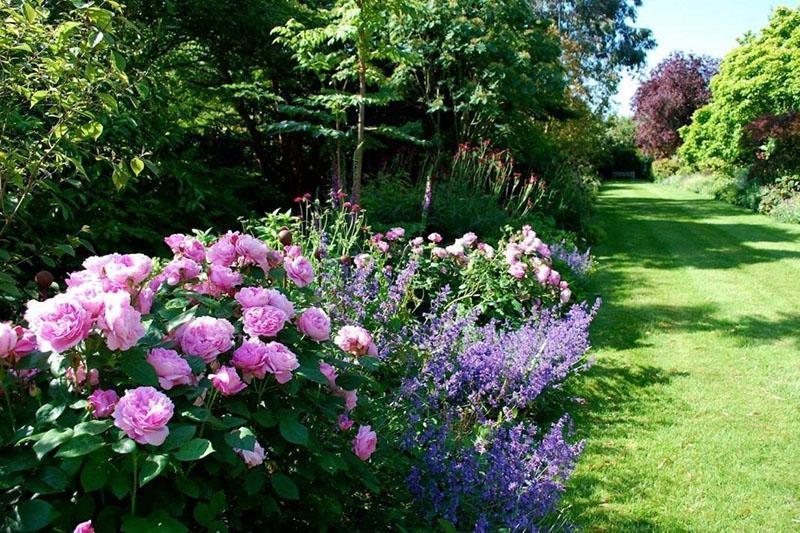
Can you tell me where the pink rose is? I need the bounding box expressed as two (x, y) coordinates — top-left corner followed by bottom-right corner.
(461, 232), (478, 247)
(411, 236), (424, 247)
(334, 325), (374, 356)
(337, 414), (354, 431)
(0, 323), (17, 359)
(296, 308), (331, 341)
(285, 256), (314, 287)
(88, 368), (100, 386)
(178, 317), (235, 363)
(548, 270), (561, 285)
(353, 254), (372, 269)
(164, 233), (206, 262)
(375, 241), (390, 254)
(207, 232), (238, 267)
(208, 264), (242, 293)
(232, 340), (271, 380)
(284, 245), (303, 260)
(427, 232), (442, 243)
(65, 278), (105, 318)
(147, 348), (196, 390)
(560, 288), (572, 303)
(432, 247), (448, 259)
(446, 242), (465, 257)
(163, 258), (202, 286)
(341, 389), (358, 411)
(235, 287), (271, 308)
(234, 234), (268, 266)
(209, 366), (247, 396)
(113, 386), (174, 445)
(264, 289), (295, 319)
(66, 362), (88, 387)
(352, 425), (377, 460)
(88, 389), (118, 418)
(104, 253), (153, 288)
(99, 291), (145, 351)
(385, 227), (405, 241)
(24, 294), (92, 353)
(264, 342), (299, 384)
(478, 243), (495, 258)
(243, 305), (287, 338)
(508, 262), (527, 279)
(13, 326), (36, 355)
(235, 440), (265, 468)
(319, 361), (338, 387)
(73, 520), (95, 533)
(135, 287), (155, 315)
(535, 266), (551, 284)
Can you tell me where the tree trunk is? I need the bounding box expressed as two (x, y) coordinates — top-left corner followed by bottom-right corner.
(351, 25), (368, 203)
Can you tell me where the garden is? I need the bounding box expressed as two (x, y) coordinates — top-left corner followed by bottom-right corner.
(2, 0), (799, 532)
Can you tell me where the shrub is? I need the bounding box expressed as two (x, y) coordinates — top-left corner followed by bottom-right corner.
(651, 157), (682, 181)
(0, 231), (379, 531)
(770, 195), (800, 223)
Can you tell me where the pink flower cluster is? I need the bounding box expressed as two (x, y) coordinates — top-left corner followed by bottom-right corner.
(503, 225), (571, 303)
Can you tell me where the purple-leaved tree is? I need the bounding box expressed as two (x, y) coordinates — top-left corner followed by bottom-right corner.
(632, 52), (719, 159)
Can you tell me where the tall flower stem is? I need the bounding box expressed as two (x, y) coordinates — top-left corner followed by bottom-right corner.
(131, 448), (139, 515)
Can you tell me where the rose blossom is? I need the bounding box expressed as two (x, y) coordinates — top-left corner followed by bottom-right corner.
(147, 348), (196, 390)
(243, 305), (287, 338)
(208, 264), (242, 292)
(234, 234), (268, 265)
(88, 389), (118, 418)
(235, 287), (271, 308)
(411, 236), (424, 247)
(385, 227), (405, 241)
(478, 242), (495, 258)
(285, 256), (314, 287)
(103, 253), (153, 288)
(560, 288), (572, 304)
(337, 414), (354, 431)
(13, 326), (36, 355)
(73, 520), (95, 533)
(334, 325), (374, 356)
(427, 232), (442, 243)
(209, 366), (247, 396)
(164, 233), (206, 262)
(135, 286), (155, 315)
(431, 247), (448, 259)
(98, 291), (145, 351)
(535, 266), (551, 284)
(508, 262), (527, 279)
(163, 258), (202, 286)
(353, 254), (371, 269)
(65, 278), (105, 318)
(264, 342), (299, 384)
(24, 294), (92, 353)
(0, 323), (17, 359)
(178, 317), (235, 363)
(113, 386), (174, 445)
(341, 389), (358, 411)
(207, 232), (238, 267)
(352, 425), (377, 460)
(319, 361), (338, 387)
(446, 242), (465, 258)
(296, 308), (331, 341)
(461, 232), (478, 247)
(235, 441), (265, 468)
(232, 340), (271, 379)
(265, 289), (295, 319)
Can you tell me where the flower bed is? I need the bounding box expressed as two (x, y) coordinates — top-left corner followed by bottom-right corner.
(0, 199), (597, 532)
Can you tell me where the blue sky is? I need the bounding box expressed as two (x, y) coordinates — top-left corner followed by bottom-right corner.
(614, 0), (800, 116)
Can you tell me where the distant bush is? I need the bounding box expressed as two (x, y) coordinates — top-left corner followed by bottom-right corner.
(651, 158), (682, 181)
(770, 195), (800, 223)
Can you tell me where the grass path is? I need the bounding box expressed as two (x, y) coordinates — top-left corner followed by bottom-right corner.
(562, 182), (800, 531)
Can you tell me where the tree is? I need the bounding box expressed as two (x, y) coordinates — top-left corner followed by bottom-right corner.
(532, 0), (655, 106)
(679, 7), (800, 174)
(632, 52), (718, 159)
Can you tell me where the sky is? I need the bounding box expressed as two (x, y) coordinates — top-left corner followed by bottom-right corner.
(614, 0), (800, 116)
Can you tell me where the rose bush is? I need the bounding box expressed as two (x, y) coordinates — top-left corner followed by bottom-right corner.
(0, 231), (379, 532)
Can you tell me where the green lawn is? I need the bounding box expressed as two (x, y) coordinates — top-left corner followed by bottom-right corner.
(562, 182), (800, 531)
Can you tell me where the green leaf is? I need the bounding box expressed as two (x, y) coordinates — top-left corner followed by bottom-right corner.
(252, 410), (277, 428)
(130, 157), (145, 177)
(112, 167), (131, 191)
(16, 351), (50, 370)
(112, 437), (136, 454)
(279, 415), (308, 446)
(55, 434), (104, 458)
(81, 455), (110, 491)
(74, 419), (113, 436)
(29, 90), (48, 108)
(37, 466), (68, 492)
(224, 426), (256, 452)
(270, 473), (299, 500)
(162, 424), (196, 451)
(35, 403), (65, 425)
(16, 499), (58, 532)
(120, 349), (159, 386)
(22, 3), (38, 23)
(174, 438), (214, 461)
(140, 454), (168, 487)
(32, 428), (73, 459)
